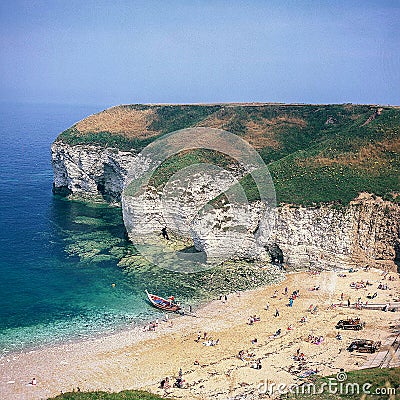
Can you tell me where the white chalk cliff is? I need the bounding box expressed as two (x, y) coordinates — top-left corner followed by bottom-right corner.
(52, 141), (400, 271)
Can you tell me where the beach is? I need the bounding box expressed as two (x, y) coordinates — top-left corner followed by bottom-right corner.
(1, 267), (399, 400)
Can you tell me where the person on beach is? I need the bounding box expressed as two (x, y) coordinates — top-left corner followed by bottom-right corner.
(161, 377), (170, 389)
(311, 305), (318, 314)
(347, 298), (351, 307)
(273, 328), (281, 337)
(275, 308), (280, 317)
(284, 287), (288, 295)
(289, 298), (293, 307)
(30, 378), (37, 386)
(197, 331), (201, 342)
(174, 377), (185, 388)
(178, 368), (183, 378)
(265, 302), (269, 310)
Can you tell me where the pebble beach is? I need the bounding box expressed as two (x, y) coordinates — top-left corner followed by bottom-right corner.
(1, 267), (399, 400)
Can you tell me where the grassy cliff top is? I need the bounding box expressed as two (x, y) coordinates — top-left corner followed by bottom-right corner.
(56, 103), (400, 205)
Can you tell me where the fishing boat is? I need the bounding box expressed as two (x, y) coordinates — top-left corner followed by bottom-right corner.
(145, 290), (181, 312)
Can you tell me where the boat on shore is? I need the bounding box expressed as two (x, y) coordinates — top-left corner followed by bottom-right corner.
(145, 290), (181, 312)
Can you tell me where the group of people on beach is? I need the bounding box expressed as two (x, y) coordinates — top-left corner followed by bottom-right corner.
(378, 282), (390, 290)
(306, 334), (324, 345)
(308, 304), (318, 314)
(203, 338), (220, 346)
(381, 271), (396, 280)
(196, 331), (207, 342)
(248, 315), (261, 325)
(250, 358), (262, 369)
(160, 368), (186, 391)
(288, 290), (299, 307)
(293, 348), (306, 362)
(195, 331), (220, 346)
(238, 349), (256, 361)
(350, 280), (371, 289)
(143, 315), (173, 332)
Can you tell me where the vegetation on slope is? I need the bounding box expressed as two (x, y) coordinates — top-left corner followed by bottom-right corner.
(57, 104), (220, 152)
(268, 108), (400, 205)
(49, 389), (168, 400)
(281, 367), (400, 400)
(56, 104), (400, 205)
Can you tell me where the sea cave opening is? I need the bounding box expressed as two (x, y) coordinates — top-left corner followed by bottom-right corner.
(267, 243), (284, 266)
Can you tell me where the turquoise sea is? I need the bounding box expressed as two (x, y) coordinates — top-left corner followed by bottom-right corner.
(0, 103), (172, 355)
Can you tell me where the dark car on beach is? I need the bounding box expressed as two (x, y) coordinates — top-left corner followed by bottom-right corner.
(335, 319), (365, 330)
(348, 339), (381, 353)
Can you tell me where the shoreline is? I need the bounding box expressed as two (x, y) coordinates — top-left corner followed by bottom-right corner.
(0, 271), (282, 359)
(0, 261), (285, 358)
(1, 267), (399, 399)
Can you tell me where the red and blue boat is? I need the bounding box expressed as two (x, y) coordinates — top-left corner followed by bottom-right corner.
(145, 290), (181, 312)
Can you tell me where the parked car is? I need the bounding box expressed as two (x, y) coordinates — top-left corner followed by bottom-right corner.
(348, 339), (381, 353)
(336, 318), (365, 330)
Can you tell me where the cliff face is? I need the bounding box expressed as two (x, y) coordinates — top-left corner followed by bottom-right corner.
(52, 141), (400, 271)
(123, 179), (400, 271)
(191, 195), (400, 270)
(51, 141), (137, 202)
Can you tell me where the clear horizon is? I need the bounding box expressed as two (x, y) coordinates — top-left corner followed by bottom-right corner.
(1, 1), (399, 109)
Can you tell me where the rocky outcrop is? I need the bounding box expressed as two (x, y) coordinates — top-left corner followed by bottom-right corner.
(51, 141), (138, 202)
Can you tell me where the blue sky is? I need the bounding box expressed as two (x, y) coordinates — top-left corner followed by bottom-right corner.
(0, 0), (399, 107)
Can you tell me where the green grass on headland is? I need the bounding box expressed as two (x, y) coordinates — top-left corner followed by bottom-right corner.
(48, 390), (169, 400)
(56, 104), (400, 206)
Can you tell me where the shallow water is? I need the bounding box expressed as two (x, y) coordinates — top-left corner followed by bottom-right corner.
(0, 103), (162, 355)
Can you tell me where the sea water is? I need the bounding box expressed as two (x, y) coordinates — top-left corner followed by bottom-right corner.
(0, 103), (165, 355)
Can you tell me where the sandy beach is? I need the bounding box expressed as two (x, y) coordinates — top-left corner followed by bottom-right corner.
(1, 267), (399, 400)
